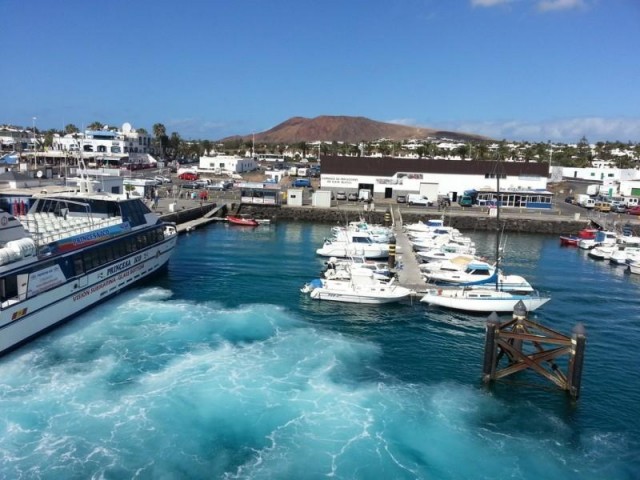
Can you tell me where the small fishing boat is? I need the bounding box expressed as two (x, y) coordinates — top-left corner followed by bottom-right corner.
(559, 228), (598, 247)
(227, 215), (259, 227)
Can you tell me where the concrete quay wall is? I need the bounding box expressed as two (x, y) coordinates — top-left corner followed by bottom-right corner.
(236, 205), (596, 235)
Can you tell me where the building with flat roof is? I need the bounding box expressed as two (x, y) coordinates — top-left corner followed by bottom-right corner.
(319, 156), (549, 202)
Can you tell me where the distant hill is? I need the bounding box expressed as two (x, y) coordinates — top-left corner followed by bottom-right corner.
(219, 115), (487, 144)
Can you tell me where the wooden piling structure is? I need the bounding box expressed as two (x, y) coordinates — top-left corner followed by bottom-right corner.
(482, 301), (586, 400)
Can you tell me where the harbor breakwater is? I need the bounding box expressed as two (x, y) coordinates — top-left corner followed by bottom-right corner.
(159, 201), (638, 235)
(236, 204), (609, 235)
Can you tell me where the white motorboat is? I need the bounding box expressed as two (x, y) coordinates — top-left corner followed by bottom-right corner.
(404, 218), (445, 234)
(333, 220), (395, 244)
(418, 254), (477, 273)
(316, 231), (389, 259)
(628, 260), (640, 275)
(579, 230), (617, 250)
(416, 243), (476, 261)
(301, 270), (413, 304)
(424, 262), (534, 292)
(588, 244), (616, 260)
(420, 287), (550, 313)
(324, 256), (392, 282)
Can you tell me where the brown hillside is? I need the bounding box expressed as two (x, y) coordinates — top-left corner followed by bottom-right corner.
(219, 115), (487, 144)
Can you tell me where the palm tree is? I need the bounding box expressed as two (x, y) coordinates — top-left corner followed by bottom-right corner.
(475, 143), (489, 161)
(455, 144), (470, 160)
(64, 124), (79, 135)
(88, 121), (104, 131)
(153, 123), (168, 158)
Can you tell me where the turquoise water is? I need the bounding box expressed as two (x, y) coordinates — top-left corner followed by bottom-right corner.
(0, 222), (639, 479)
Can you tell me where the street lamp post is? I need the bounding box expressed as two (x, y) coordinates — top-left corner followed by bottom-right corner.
(31, 116), (37, 169)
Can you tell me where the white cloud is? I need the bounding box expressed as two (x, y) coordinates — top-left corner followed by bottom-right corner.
(471, 0), (514, 6)
(537, 0), (586, 11)
(437, 117), (640, 142)
(387, 118), (420, 126)
(470, 0), (589, 11)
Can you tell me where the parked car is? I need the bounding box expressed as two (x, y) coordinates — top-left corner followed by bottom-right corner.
(593, 201), (611, 213)
(178, 172), (198, 181)
(292, 178), (311, 188)
(154, 175), (172, 184)
(611, 204), (628, 213)
(335, 191), (347, 200)
(347, 193), (358, 201)
(181, 182), (199, 189)
(564, 196), (576, 204)
(396, 195), (406, 203)
(628, 206), (640, 216)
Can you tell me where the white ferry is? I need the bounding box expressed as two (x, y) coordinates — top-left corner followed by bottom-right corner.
(0, 185), (177, 355)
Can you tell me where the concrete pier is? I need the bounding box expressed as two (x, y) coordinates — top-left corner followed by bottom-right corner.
(390, 206), (428, 293)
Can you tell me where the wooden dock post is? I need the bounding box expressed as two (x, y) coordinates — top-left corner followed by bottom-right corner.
(481, 301), (586, 399)
(388, 239), (396, 269)
(482, 312), (500, 383)
(567, 323), (586, 400)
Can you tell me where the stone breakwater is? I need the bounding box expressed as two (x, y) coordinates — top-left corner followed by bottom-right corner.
(160, 202), (638, 236)
(236, 205), (607, 235)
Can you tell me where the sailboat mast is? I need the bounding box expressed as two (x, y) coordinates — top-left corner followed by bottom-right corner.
(495, 161), (501, 291)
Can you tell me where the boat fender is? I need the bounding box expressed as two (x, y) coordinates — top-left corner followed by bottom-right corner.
(437, 289), (443, 296)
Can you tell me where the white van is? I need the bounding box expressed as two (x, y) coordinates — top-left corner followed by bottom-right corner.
(624, 197), (639, 207)
(358, 189), (371, 202)
(583, 198), (595, 209)
(406, 194), (431, 206)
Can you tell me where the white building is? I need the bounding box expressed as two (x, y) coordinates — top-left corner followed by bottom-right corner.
(320, 156), (549, 202)
(51, 123), (154, 156)
(556, 166), (640, 183)
(199, 155), (257, 174)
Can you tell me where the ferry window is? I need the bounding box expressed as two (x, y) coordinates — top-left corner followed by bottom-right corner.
(137, 234), (148, 249)
(73, 255), (84, 276)
(88, 251), (101, 270)
(0, 276), (18, 303)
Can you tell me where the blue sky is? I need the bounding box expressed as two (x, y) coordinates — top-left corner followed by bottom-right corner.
(1, 0), (639, 143)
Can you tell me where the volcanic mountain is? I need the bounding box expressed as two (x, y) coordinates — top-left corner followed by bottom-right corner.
(219, 115), (487, 144)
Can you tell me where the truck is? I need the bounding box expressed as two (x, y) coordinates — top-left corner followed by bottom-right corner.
(586, 184), (601, 196)
(458, 189), (477, 207)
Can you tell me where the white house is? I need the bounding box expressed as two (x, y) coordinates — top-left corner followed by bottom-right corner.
(199, 155), (257, 174)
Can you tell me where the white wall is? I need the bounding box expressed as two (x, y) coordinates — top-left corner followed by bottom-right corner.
(320, 172), (547, 197)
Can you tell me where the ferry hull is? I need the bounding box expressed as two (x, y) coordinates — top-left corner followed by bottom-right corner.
(0, 236), (176, 355)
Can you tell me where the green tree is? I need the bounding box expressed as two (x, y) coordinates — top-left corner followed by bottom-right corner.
(153, 123), (168, 158)
(88, 121), (104, 130)
(64, 124), (79, 135)
(576, 136), (591, 166)
(455, 144), (470, 160)
(475, 143), (489, 160)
